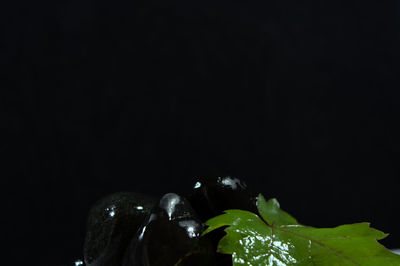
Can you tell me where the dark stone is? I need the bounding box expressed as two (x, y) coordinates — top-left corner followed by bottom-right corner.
(123, 193), (215, 266)
(57, 259), (85, 266)
(188, 176), (258, 266)
(83, 192), (157, 266)
(188, 176), (258, 221)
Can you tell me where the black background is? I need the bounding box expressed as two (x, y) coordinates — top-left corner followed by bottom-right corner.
(2, 0), (400, 265)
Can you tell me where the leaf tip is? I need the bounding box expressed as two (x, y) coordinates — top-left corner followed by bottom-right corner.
(270, 198), (280, 207)
(201, 226), (211, 236)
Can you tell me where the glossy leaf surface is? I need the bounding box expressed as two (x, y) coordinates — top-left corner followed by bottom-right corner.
(203, 194), (400, 266)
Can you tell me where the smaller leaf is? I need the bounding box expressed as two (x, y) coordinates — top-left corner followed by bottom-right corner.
(257, 194), (298, 226)
(202, 209), (262, 236)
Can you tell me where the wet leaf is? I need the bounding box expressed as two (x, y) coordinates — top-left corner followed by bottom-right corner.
(203, 194), (400, 266)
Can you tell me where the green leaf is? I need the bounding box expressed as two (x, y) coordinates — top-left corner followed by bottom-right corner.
(257, 194), (298, 226)
(203, 194), (400, 266)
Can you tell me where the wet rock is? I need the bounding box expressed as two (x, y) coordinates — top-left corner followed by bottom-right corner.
(188, 176), (257, 221)
(58, 259), (85, 266)
(123, 193), (215, 266)
(83, 192), (157, 266)
(188, 176), (258, 266)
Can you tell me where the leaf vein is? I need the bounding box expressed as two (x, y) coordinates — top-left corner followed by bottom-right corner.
(276, 226), (361, 266)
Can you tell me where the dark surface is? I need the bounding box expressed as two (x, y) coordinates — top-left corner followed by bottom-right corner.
(188, 176), (257, 221)
(188, 176), (256, 266)
(2, 0), (400, 265)
(84, 192), (157, 266)
(123, 193), (214, 266)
